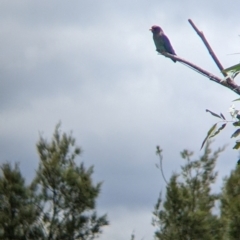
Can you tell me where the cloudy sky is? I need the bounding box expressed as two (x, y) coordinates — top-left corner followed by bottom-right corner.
(1, 1), (240, 239)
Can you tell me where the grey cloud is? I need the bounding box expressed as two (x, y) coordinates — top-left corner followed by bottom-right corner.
(1, 1), (240, 239)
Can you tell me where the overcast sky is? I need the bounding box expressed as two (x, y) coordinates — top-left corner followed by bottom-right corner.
(1, 1), (240, 239)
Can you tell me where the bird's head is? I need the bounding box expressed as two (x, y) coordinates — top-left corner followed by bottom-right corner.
(150, 25), (162, 34)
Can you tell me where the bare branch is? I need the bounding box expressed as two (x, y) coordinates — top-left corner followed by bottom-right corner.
(188, 19), (226, 75)
(160, 52), (240, 95)
(161, 53), (222, 83)
(188, 19), (239, 87)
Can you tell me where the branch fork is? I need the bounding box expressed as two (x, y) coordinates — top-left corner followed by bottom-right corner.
(161, 19), (240, 95)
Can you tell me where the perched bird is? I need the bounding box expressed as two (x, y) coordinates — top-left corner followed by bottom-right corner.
(150, 25), (176, 62)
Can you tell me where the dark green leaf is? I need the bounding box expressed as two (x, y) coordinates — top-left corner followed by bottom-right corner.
(210, 123), (227, 138)
(201, 136), (209, 150)
(201, 123), (217, 149)
(220, 113), (226, 120)
(233, 142), (240, 149)
(207, 123), (218, 136)
(206, 109), (221, 119)
(231, 129), (240, 138)
(233, 121), (240, 126)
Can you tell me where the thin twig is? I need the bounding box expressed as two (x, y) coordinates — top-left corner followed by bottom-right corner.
(188, 19), (237, 86)
(159, 154), (168, 185)
(156, 146), (168, 185)
(188, 19), (225, 74)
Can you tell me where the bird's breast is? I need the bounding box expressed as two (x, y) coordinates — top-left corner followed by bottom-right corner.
(153, 35), (165, 52)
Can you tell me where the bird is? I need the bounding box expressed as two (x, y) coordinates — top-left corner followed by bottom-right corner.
(150, 25), (176, 62)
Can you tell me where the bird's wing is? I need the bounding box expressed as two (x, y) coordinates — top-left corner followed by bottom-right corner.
(162, 34), (176, 55)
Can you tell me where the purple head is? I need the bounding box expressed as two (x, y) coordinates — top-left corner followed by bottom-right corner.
(150, 25), (163, 33)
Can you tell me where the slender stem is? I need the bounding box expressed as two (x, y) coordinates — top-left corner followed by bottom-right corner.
(188, 19), (225, 74)
(157, 150), (168, 185)
(160, 159), (168, 185)
(188, 19), (239, 86)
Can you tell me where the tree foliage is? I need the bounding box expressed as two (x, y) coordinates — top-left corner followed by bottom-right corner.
(0, 163), (42, 239)
(33, 123), (108, 240)
(152, 142), (224, 240)
(0, 124), (108, 240)
(221, 165), (240, 239)
(201, 106), (240, 152)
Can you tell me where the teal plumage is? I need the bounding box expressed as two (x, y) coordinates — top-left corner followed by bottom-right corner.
(150, 25), (176, 62)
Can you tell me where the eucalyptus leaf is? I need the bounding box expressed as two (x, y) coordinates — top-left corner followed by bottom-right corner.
(211, 123), (227, 138)
(233, 142), (240, 150)
(206, 109), (221, 119)
(220, 113), (226, 120)
(233, 121), (240, 126)
(201, 123), (217, 150)
(231, 129), (240, 138)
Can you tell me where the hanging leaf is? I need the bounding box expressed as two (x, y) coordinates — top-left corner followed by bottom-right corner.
(233, 121), (240, 126)
(206, 109), (222, 119)
(232, 98), (240, 102)
(210, 123), (227, 138)
(231, 129), (240, 138)
(220, 113), (226, 120)
(233, 142), (240, 150)
(201, 123), (217, 150)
